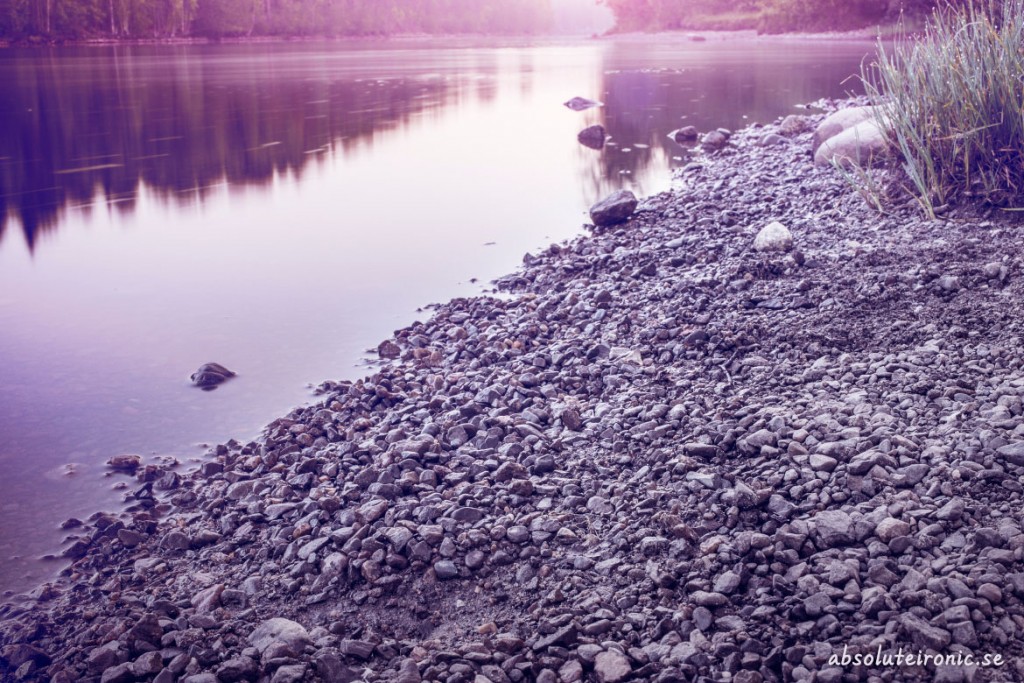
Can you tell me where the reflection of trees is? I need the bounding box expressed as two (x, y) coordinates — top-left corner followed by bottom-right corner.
(576, 41), (871, 201)
(0, 44), (474, 249)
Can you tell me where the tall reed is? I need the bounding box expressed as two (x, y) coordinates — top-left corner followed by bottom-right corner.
(863, 0), (1024, 217)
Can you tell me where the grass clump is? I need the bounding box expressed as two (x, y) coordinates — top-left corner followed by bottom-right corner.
(864, 0), (1024, 216)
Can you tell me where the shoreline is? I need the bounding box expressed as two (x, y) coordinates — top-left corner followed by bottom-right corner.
(5, 102), (1024, 681)
(0, 27), (896, 49)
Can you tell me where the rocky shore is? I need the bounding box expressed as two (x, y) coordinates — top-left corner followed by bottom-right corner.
(5, 101), (1024, 683)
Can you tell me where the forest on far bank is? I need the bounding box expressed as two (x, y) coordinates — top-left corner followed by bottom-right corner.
(0, 0), (981, 45)
(602, 0), (969, 33)
(0, 0), (562, 41)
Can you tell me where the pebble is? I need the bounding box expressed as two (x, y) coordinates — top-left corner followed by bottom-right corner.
(433, 560), (459, 580)
(752, 221), (793, 252)
(594, 649), (632, 683)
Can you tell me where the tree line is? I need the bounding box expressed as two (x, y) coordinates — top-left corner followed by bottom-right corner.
(600, 0), (972, 33)
(0, 0), (556, 41)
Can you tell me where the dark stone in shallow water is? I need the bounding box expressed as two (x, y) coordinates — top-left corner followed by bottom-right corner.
(191, 362), (235, 389)
(670, 126), (699, 143)
(577, 124), (606, 149)
(564, 96), (602, 111)
(106, 454), (141, 473)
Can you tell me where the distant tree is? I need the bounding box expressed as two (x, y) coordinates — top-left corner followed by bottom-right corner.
(0, 0), (554, 40)
(195, 0), (257, 35)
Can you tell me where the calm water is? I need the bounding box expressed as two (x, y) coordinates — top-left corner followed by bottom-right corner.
(0, 35), (876, 594)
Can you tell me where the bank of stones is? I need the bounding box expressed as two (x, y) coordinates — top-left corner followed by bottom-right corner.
(4, 100), (1024, 682)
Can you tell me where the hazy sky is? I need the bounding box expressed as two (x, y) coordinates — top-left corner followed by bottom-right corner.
(552, 0), (617, 34)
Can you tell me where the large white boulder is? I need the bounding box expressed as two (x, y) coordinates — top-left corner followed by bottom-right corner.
(812, 105), (880, 153)
(813, 119), (888, 168)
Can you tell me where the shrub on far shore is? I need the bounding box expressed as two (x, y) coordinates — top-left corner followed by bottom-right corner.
(864, 0), (1024, 216)
(758, 0), (888, 34)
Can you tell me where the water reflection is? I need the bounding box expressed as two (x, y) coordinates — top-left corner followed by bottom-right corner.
(0, 38), (873, 249)
(0, 45), (490, 247)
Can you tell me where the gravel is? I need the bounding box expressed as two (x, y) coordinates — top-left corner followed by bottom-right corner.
(4, 98), (1024, 682)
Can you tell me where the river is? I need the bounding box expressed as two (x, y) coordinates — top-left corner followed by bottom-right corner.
(0, 34), (876, 595)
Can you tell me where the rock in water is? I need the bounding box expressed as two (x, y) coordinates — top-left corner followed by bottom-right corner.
(377, 340), (401, 359)
(753, 221), (793, 252)
(701, 130), (729, 151)
(563, 96), (602, 111)
(106, 454), (142, 473)
(577, 124), (606, 149)
(190, 362), (235, 389)
(589, 190), (638, 227)
(669, 126), (699, 143)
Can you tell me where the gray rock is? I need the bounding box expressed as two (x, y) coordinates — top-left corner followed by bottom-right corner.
(395, 658), (421, 683)
(564, 96), (602, 111)
(561, 407), (584, 431)
(465, 550), (485, 570)
(978, 583), (1002, 604)
(451, 506), (485, 524)
(809, 453), (838, 472)
(314, 652), (360, 683)
(338, 640), (375, 660)
(190, 362), (235, 389)
(812, 510), (855, 548)
(780, 114), (810, 135)
(100, 664), (133, 683)
(86, 642), (123, 673)
(590, 190), (638, 227)
(701, 130), (728, 151)
(899, 613), (951, 650)
(875, 518), (910, 543)
(936, 498), (965, 521)
(594, 649), (632, 683)
(1, 644), (51, 669)
(217, 656), (258, 682)
(691, 590), (728, 607)
(377, 340), (401, 359)
(248, 618), (311, 656)
(814, 119), (888, 168)
(191, 583), (224, 614)
(271, 665), (308, 683)
(578, 125), (606, 149)
(106, 454), (141, 473)
(753, 221), (793, 252)
(713, 571), (742, 595)
(983, 261), (1009, 280)
(434, 560), (459, 580)
(812, 105), (884, 153)
(670, 126), (699, 143)
(996, 442), (1024, 466)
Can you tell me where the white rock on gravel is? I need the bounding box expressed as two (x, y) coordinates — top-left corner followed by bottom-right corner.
(753, 221), (793, 252)
(248, 618), (311, 654)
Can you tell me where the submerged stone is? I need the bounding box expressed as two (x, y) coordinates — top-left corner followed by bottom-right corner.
(190, 362), (235, 389)
(577, 124), (606, 149)
(563, 96), (602, 111)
